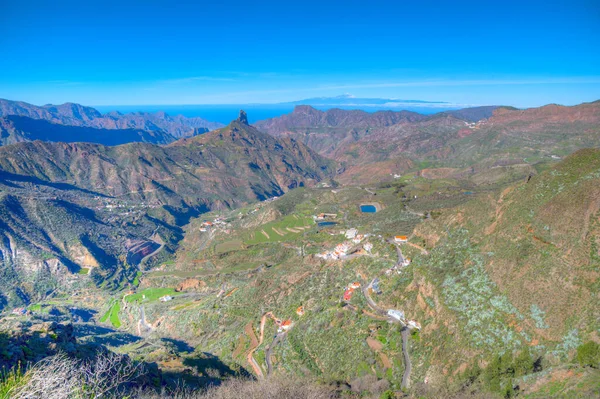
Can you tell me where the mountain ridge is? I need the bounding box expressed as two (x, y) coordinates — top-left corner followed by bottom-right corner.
(0, 98), (224, 139)
(0, 115), (177, 146)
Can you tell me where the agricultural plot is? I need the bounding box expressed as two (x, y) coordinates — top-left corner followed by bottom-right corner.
(100, 301), (121, 328)
(124, 288), (179, 304)
(215, 239), (244, 254)
(244, 214), (314, 245)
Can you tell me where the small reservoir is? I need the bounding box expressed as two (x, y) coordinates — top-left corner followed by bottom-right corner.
(318, 221), (338, 227)
(360, 204), (378, 213)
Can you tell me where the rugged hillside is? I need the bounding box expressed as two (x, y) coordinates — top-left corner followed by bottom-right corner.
(256, 102), (600, 184)
(0, 111), (335, 308)
(134, 150), (599, 396)
(0, 99), (223, 139)
(1, 149), (598, 397)
(414, 148), (600, 342)
(0, 115), (176, 146)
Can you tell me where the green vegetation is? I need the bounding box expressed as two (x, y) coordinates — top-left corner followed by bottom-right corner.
(0, 366), (27, 398)
(244, 214), (313, 245)
(100, 301), (121, 328)
(577, 341), (600, 368)
(132, 271), (142, 287)
(124, 288), (178, 304)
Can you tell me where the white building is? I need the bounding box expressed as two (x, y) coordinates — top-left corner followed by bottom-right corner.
(345, 229), (358, 239)
(387, 309), (405, 322)
(407, 320), (421, 330)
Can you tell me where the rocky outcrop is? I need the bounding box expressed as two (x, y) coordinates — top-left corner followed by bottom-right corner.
(175, 278), (206, 292)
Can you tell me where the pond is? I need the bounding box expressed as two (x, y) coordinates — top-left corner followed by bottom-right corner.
(360, 204), (377, 213)
(318, 221), (338, 227)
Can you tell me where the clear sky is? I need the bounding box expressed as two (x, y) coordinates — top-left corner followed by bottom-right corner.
(1, 0), (599, 107)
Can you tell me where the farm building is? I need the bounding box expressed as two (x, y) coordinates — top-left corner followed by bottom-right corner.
(278, 319), (293, 332)
(394, 235), (408, 243)
(343, 288), (355, 301)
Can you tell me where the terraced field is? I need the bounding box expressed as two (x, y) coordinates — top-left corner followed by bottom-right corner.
(244, 214), (314, 244)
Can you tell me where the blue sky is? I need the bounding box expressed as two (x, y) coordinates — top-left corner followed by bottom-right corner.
(0, 0), (599, 107)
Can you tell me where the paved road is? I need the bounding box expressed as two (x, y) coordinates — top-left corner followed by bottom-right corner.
(360, 276), (411, 388)
(361, 279), (387, 317)
(266, 332), (286, 376)
(401, 327), (412, 389)
(386, 238), (406, 268)
(138, 306), (153, 336)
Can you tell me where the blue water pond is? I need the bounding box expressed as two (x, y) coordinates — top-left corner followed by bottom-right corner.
(360, 204), (377, 213)
(317, 221), (338, 227)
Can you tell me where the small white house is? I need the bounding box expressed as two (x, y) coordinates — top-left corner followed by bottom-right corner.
(159, 295), (173, 302)
(387, 309), (405, 322)
(407, 320), (421, 330)
(345, 229), (358, 239)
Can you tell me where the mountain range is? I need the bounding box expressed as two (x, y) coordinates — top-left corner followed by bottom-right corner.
(256, 101), (600, 183)
(0, 99), (224, 146)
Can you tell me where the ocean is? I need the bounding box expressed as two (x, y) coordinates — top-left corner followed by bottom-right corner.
(92, 104), (458, 125)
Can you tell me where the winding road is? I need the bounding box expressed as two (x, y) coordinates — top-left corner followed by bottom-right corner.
(360, 279), (412, 388)
(265, 332), (286, 376)
(400, 328), (411, 389)
(246, 311), (290, 378)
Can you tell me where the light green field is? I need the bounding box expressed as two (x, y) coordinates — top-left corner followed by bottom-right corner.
(244, 214), (314, 245)
(215, 239), (243, 254)
(125, 288), (178, 304)
(100, 301), (121, 328)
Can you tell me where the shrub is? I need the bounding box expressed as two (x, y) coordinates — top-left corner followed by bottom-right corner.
(137, 375), (340, 399)
(576, 341), (600, 368)
(11, 352), (143, 399)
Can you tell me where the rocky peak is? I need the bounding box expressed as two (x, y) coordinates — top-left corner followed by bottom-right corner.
(237, 110), (249, 125)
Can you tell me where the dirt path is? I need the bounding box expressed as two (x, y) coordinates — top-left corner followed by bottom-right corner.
(244, 322), (263, 378)
(246, 312), (272, 378)
(404, 241), (428, 255)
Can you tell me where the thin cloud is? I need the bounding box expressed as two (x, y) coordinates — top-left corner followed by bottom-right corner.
(314, 77), (600, 90)
(185, 76), (600, 103)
